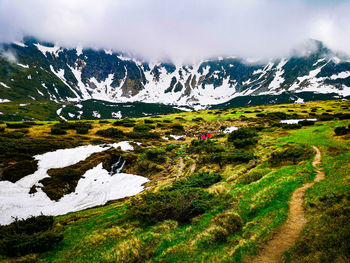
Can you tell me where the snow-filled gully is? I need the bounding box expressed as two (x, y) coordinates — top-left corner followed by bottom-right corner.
(0, 142), (149, 225)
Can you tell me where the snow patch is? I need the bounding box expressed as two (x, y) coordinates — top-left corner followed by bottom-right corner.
(112, 111), (122, 119)
(0, 82), (11, 89)
(0, 142), (146, 225)
(18, 63), (29, 69)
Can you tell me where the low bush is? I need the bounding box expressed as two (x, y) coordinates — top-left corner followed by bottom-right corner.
(145, 148), (166, 163)
(338, 113), (350, 120)
(50, 128), (67, 135)
(237, 169), (270, 184)
(76, 127), (89, 134)
(126, 131), (160, 140)
(96, 128), (124, 139)
(188, 139), (225, 154)
(144, 119), (155, 124)
(113, 119), (136, 127)
(170, 172), (222, 190)
(0, 215), (63, 257)
(133, 124), (155, 132)
(5, 123), (30, 129)
(170, 124), (185, 133)
(232, 138), (258, 148)
(334, 125), (350, 136)
(0, 131), (25, 139)
(127, 188), (214, 225)
(299, 120), (316, 126)
(211, 211), (243, 235)
(228, 128), (257, 142)
(268, 144), (313, 167)
(201, 150), (255, 166)
(192, 117), (203, 122)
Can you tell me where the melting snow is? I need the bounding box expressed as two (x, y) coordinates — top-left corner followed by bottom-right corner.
(280, 119), (317, 124)
(18, 63), (29, 69)
(0, 99), (10, 103)
(0, 142), (148, 225)
(13, 41), (27, 48)
(112, 111), (122, 119)
(0, 82), (11, 89)
(223, 126), (239, 134)
(169, 135), (185, 140)
(34, 43), (62, 58)
(92, 111), (101, 118)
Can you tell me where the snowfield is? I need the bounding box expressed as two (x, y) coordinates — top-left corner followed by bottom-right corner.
(0, 142), (149, 225)
(280, 119), (317, 124)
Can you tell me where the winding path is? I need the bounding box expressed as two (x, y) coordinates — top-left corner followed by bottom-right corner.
(248, 146), (325, 263)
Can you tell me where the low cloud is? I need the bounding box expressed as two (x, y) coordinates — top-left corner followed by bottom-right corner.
(0, 0), (349, 63)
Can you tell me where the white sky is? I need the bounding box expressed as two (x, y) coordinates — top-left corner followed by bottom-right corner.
(0, 0), (349, 63)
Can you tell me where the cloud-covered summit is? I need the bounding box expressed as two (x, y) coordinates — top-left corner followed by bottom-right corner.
(0, 0), (349, 63)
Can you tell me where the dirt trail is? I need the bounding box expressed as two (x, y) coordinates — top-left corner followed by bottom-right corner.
(177, 157), (184, 179)
(248, 146), (325, 263)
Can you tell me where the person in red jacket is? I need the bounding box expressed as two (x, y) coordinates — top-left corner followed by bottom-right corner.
(206, 133), (211, 139)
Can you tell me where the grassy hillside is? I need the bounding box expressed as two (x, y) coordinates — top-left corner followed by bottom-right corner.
(0, 99), (349, 262)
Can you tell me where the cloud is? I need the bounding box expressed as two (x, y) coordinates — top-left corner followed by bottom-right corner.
(0, 46), (17, 63)
(0, 0), (349, 63)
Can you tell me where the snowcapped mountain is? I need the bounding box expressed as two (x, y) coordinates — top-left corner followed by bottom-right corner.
(0, 38), (349, 114)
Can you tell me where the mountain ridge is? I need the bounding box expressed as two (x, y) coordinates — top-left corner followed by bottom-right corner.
(0, 38), (349, 119)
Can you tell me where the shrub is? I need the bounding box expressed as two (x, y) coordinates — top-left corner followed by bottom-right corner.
(268, 145), (313, 167)
(98, 120), (110, 123)
(0, 131), (25, 139)
(6, 123), (30, 129)
(144, 119), (155, 124)
(96, 128), (124, 138)
(211, 211), (243, 235)
(338, 113), (350, 120)
(256, 113), (266, 117)
(50, 128), (67, 135)
(299, 120), (316, 126)
(232, 138), (258, 148)
(188, 139), (225, 154)
(0, 126), (4, 132)
(201, 150), (254, 166)
(228, 128), (257, 142)
(113, 119), (136, 127)
(334, 126), (350, 136)
(127, 188), (214, 225)
(171, 172), (222, 190)
(192, 117), (203, 122)
(170, 124), (185, 133)
(133, 124), (155, 132)
(237, 169), (270, 184)
(163, 119), (172, 123)
(0, 215), (63, 257)
(76, 127), (89, 134)
(126, 131), (160, 140)
(145, 148), (166, 163)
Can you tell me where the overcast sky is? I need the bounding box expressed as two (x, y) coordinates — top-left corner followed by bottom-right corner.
(0, 0), (349, 63)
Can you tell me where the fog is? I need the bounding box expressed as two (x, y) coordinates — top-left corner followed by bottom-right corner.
(0, 0), (349, 63)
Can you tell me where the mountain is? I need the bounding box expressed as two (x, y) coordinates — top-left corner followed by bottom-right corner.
(0, 38), (349, 120)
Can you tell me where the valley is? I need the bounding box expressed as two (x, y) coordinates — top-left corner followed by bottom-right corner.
(0, 99), (348, 262)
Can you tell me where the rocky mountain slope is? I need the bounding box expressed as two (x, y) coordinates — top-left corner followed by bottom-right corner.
(0, 38), (349, 119)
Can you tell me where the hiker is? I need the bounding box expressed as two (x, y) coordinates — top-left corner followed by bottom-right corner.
(206, 133), (211, 139)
